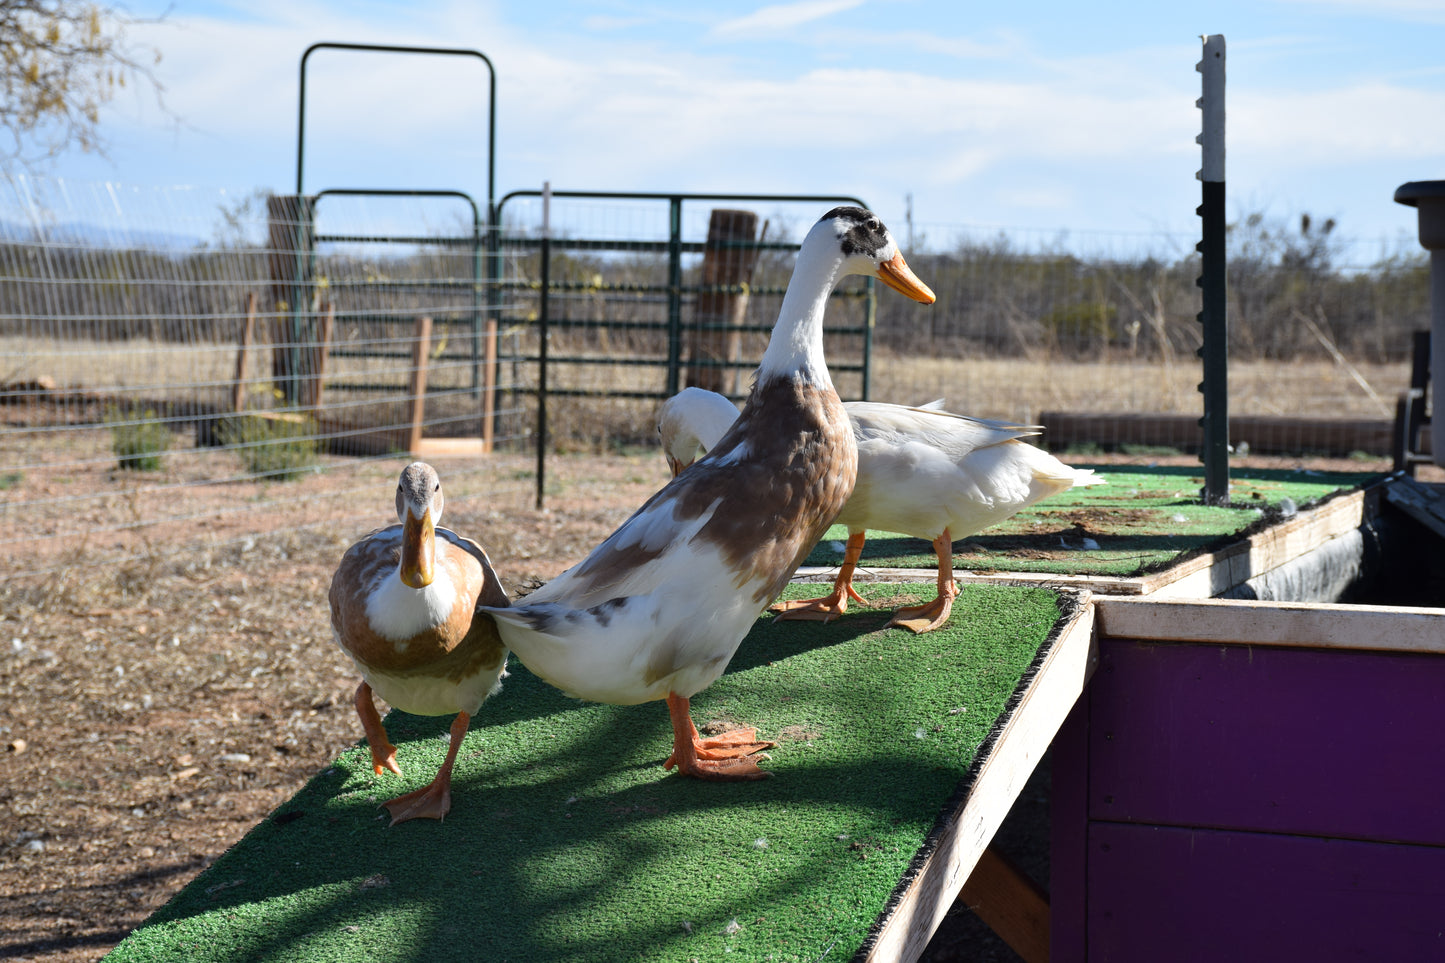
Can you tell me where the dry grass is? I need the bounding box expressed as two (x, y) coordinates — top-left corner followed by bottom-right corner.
(867, 353), (1405, 423)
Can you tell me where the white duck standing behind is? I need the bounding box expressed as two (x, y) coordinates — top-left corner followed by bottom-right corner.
(329, 462), (510, 824)
(658, 387), (1102, 632)
(483, 207), (935, 781)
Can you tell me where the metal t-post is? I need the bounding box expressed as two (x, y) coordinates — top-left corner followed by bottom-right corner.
(536, 183), (551, 510)
(1196, 34), (1229, 505)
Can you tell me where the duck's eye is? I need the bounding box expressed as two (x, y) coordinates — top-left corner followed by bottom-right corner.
(434, 482), (440, 492)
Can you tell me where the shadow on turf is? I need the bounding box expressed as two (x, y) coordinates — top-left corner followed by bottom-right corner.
(123, 590), (1028, 961)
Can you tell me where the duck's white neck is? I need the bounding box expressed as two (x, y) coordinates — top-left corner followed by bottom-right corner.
(757, 234), (845, 389)
(365, 567), (458, 641)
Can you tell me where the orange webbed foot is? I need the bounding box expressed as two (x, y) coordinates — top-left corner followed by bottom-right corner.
(380, 711), (470, 826)
(769, 583), (865, 623)
(664, 694), (773, 781)
(884, 593), (955, 634)
(382, 779), (453, 826)
(666, 749), (773, 781)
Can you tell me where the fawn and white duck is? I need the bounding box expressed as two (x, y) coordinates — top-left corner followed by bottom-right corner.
(329, 462), (510, 824)
(482, 207), (935, 780)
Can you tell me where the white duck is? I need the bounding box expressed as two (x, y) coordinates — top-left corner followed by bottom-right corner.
(329, 462), (511, 824)
(658, 388), (1102, 632)
(483, 207), (935, 780)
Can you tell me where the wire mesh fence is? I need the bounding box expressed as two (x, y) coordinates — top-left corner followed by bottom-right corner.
(0, 179), (531, 582)
(1, 177), (1432, 583)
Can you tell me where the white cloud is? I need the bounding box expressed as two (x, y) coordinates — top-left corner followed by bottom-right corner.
(712, 0), (867, 38)
(1234, 83), (1445, 167)
(1273, 0), (1445, 26)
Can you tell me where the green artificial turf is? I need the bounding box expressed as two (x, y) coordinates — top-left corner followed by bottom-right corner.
(804, 464), (1379, 578)
(107, 583), (1068, 963)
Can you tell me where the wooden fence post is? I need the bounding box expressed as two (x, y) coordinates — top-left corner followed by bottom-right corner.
(300, 302), (334, 411)
(407, 316), (433, 454)
(232, 292), (257, 412)
(482, 315), (497, 453)
(266, 194), (316, 403)
(687, 209), (762, 395)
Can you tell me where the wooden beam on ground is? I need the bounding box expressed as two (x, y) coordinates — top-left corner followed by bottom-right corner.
(1040, 411), (1393, 457)
(411, 437), (488, 459)
(957, 846), (1050, 963)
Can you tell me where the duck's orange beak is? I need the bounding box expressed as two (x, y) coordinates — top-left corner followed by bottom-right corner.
(399, 508), (435, 588)
(876, 251), (936, 304)
(666, 454), (688, 478)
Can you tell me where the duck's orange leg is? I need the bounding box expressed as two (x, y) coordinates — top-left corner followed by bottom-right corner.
(769, 531), (869, 622)
(662, 693), (773, 781)
(382, 711), (470, 825)
(354, 681), (401, 776)
(885, 529), (958, 634)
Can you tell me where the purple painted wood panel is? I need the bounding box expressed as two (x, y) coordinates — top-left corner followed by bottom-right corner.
(1088, 640), (1445, 846)
(1087, 823), (1445, 962)
(1049, 698), (1090, 963)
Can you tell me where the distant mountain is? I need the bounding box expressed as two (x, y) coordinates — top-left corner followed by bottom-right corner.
(0, 218), (207, 250)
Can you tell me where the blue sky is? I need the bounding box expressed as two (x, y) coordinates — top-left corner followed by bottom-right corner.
(36, 0), (1445, 259)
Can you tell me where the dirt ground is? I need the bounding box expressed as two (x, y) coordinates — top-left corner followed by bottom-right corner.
(0, 448), (1435, 962)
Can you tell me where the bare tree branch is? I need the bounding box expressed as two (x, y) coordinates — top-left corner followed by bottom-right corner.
(0, 0), (167, 166)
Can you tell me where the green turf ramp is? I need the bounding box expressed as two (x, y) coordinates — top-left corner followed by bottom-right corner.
(107, 583), (1070, 962)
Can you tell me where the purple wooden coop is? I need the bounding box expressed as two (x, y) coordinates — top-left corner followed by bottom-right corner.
(878, 475), (1445, 962)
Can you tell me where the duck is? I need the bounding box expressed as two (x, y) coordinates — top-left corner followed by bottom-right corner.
(329, 461), (511, 824)
(658, 388), (1102, 633)
(482, 207), (935, 781)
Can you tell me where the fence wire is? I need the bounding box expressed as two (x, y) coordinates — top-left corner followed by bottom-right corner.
(0, 179), (1432, 582)
(0, 179), (530, 581)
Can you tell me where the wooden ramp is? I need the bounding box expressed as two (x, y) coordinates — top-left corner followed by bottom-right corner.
(105, 583), (1093, 962)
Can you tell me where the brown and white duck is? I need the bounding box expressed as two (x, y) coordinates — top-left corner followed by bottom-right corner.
(659, 388), (1102, 632)
(329, 462), (510, 824)
(483, 207), (935, 780)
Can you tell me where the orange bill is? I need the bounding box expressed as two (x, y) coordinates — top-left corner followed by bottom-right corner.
(399, 508), (436, 588)
(875, 251), (936, 304)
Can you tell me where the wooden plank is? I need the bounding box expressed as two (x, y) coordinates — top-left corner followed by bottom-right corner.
(1096, 595), (1445, 654)
(956, 846), (1049, 963)
(1087, 823), (1445, 962)
(411, 437), (488, 459)
(793, 565), (1152, 596)
(796, 483), (1382, 602)
(1087, 637), (1445, 845)
(231, 291), (257, 413)
(1142, 486), (1374, 598)
(407, 315), (433, 455)
(861, 596), (1098, 962)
